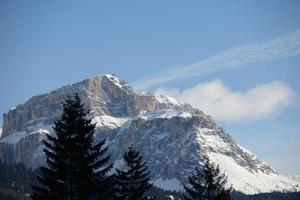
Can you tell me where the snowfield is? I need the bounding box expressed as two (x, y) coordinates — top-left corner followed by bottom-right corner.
(208, 152), (300, 194)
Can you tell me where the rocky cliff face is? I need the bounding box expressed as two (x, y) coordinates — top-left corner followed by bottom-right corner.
(0, 74), (299, 194)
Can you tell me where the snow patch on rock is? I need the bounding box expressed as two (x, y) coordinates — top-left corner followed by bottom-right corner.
(92, 115), (129, 129)
(138, 109), (191, 120)
(155, 94), (181, 106)
(0, 122), (51, 145)
(198, 128), (231, 152)
(105, 74), (126, 89)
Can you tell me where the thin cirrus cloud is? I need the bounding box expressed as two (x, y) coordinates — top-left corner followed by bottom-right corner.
(155, 80), (295, 123)
(134, 28), (300, 89)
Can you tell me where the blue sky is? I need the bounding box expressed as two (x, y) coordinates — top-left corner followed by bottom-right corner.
(0, 0), (300, 173)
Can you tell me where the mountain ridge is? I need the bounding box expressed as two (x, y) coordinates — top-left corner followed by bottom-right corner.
(0, 74), (299, 194)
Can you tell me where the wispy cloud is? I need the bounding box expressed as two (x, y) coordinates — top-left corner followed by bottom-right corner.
(135, 28), (300, 89)
(155, 80), (295, 123)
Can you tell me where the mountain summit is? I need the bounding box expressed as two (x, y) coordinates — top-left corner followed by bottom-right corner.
(0, 74), (299, 194)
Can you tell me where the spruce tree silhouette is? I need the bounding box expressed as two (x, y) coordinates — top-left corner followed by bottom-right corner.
(31, 94), (113, 200)
(115, 145), (153, 200)
(184, 156), (232, 200)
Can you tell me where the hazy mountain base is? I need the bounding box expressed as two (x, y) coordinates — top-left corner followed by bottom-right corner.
(1, 162), (300, 200)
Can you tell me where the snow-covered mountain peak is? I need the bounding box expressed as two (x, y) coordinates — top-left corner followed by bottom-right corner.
(104, 74), (130, 90)
(0, 74), (299, 194)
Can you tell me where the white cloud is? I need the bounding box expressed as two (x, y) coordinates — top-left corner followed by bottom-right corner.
(135, 28), (300, 89)
(155, 80), (294, 122)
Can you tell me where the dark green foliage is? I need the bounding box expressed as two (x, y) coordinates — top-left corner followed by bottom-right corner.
(115, 145), (153, 200)
(31, 94), (113, 200)
(184, 156), (232, 200)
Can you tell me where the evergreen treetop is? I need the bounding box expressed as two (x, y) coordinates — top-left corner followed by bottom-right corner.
(32, 94), (113, 200)
(184, 156), (232, 200)
(115, 145), (153, 200)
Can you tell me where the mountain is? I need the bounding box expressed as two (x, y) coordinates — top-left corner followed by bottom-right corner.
(0, 74), (299, 194)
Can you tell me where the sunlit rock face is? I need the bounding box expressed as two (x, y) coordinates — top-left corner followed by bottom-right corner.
(0, 74), (299, 194)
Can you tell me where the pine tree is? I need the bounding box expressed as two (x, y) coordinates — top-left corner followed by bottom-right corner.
(183, 156), (232, 200)
(115, 145), (153, 200)
(31, 94), (113, 200)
